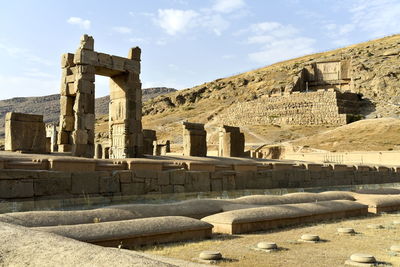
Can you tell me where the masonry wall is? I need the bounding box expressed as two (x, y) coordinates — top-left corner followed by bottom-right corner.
(219, 89), (360, 126)
(0, 158), (399, 202)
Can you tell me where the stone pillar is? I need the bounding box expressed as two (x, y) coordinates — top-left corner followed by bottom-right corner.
(218, 125), (245, 157)
(109, 47), (143, 159)
(71, 35), (96, 157)
(58, 53), (75, 153)
(94, 143), (103, 159)
(182, 122), (207, 157)
(102, 146), (110, 159)
(45, 123), (58, 152)
(153, 140), (170, 156)
(143, 129), (156, 155)
(58, 34), (96, 157)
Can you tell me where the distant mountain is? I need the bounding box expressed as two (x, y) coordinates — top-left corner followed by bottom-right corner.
(0, 87), (176, 137)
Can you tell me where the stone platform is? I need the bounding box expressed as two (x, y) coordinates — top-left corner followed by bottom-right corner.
(0, 151), (399, 202)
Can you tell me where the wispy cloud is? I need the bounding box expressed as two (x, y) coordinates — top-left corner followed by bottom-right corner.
(112, 26), (132, 34)
(153, 1), (247, 37)
(243, 21), (315, 64)
(0, 74), (59, 100)
(155, 9), (199, 35)
(349, 0), (400, 38)
(212, 0), (245, 13)
(67, 17), (91, 30)
(0, 43), (53, 66)
(129, 37), (145, 43)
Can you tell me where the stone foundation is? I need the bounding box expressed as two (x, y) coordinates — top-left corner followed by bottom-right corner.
(0, 158), (399, 201)
(219, 89), (361, 126)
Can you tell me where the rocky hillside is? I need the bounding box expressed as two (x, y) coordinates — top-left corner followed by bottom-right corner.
(0, 87), (176, 138)
(140, 34), (400, 148)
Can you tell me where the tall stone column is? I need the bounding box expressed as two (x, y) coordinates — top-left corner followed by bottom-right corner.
(71, 35), (96, 157)
(58, 53), (75, 153)
(109, 47), (143, 158)
(182, 122), (207, 157)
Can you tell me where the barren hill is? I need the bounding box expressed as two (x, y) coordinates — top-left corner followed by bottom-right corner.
(290, 118), (400, 152)
(0, 87), (176, 138)
(139, 35), (400, 149)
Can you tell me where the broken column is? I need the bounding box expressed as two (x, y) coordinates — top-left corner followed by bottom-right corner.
(45, 123), (58, 152)
(218, 125), (245, 157)
(142, 129), (156, 155)
(153, 140), (170, 156)
(182, 122), (207, 157)
(5, 112), (46, 153)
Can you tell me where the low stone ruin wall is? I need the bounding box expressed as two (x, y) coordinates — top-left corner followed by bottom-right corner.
(218, 89), (360, 126)
(0, 157), (399, 202)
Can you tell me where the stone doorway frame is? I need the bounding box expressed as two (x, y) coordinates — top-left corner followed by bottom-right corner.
(58, 35), (143, 158)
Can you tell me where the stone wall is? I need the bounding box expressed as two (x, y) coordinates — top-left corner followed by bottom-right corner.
(0, 158), (399, 201)
(219, 89), (360, 126)
(5, 113), (46, 153)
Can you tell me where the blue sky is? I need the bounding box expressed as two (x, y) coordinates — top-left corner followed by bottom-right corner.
(1, 0), (400, 100)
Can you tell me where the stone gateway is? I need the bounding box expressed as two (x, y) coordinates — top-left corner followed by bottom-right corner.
(58, 35), (143, 158)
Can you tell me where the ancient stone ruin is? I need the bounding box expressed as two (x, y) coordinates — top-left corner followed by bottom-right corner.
(153, 140), (170, 156)
(45, 123), (58, 153)
(58, 35), (143, 158)
(182, 122), (207, 157)
(218, 125), (245, 157)
(219, 59), (362, 127)
(143, 129), (157, 155)
(5, 112), (46, 153)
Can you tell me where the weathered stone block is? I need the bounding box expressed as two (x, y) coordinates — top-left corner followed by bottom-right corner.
(61, 53), (75, 68)
(134, 169), (158, 179)
(5, 112), (46, 153)
(118, 171), (133, 183)
(49, 159), (96, 172)
(99, 175), (120, 193)
(60, 115), (74, 131)
(57, 144), (72, 152)
(74, 49), (98, 65)
(71, 172), (100, 194)
(160, 184), (173, 194)
(60, 96), (73, 116)
(158, 171), (170, 185)
(112, 55), (126, 71)
(0, 179), (34, 198)
(185, 171), (210, 192)
(170, 169), (186, 185)
(34, 171), (71, 196)
(211, 179), (222, 191)
(173, 185), (185, 193)
(121, 182), (145, 195)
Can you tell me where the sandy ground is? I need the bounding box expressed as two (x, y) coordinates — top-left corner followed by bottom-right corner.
(141, 213), (400, 267)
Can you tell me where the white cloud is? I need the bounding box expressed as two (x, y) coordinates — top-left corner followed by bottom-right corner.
(201, 14), (229, 36)
(0, 43), (53, 66)
(67, 17), (91, 30)
(249, 37), (315, 64)
(155, 9), (198, 35)
(349, 0), (400, 38)
(112, 26), (132, 34)
(212, 0), (245, 13)
(244, 21), (315, 65)
(129, 37), (145, 43)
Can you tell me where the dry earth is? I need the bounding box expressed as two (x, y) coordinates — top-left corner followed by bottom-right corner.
(290, 118), (400, 152)
(141, 213), (400, 267)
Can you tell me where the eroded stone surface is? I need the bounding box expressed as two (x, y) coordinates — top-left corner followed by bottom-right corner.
(199, 251), (222, 261)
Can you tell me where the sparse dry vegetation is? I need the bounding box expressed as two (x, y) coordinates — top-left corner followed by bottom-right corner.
(140, 213), (400, 267)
